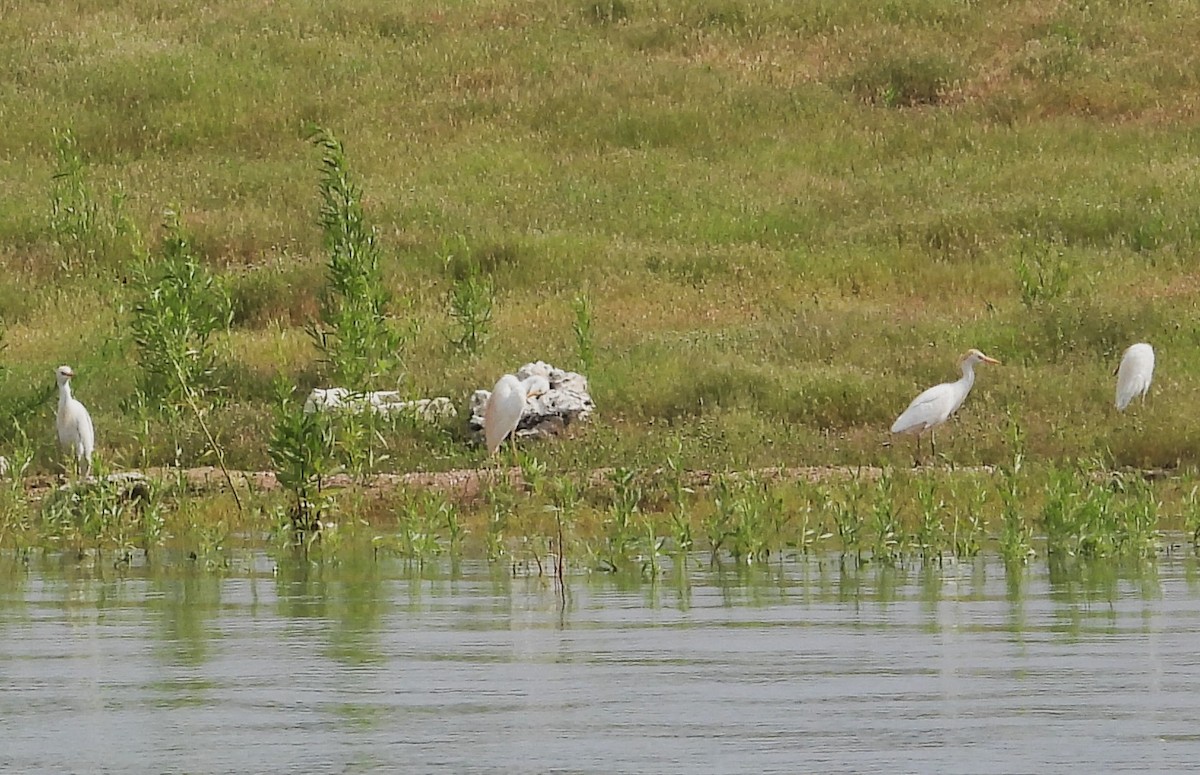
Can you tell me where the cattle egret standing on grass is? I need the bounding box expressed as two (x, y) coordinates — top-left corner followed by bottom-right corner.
(1115, 342), (1154, 411)
(483, 374), (549, 455)
(55, 365), (94, 477)
(890, 348), (1000, 462)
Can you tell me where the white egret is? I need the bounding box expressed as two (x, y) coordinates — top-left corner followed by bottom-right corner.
(55, 365), (94, 477)
(483, 374), (549, 455)
(890, 348), (1000, 461)
(1115, 342), (1154, 412)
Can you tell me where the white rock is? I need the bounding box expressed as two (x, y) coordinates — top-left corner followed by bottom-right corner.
(303, 388), (350, 414)
(386, 397), (458, 422)
(304, 389), (457, 422)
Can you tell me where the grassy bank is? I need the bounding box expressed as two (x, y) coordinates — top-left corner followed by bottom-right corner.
(0, 459), (1192, 576)
(1, 1), (1200, 556)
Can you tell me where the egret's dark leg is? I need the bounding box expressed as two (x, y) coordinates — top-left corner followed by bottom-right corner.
(930, 429), (937, 461)
(507, 434), (520, 471)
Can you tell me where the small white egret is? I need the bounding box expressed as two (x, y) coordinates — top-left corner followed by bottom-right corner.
(1115, 342), (1154, 412)
(483, 374), (549, 455)
(55, 365), (94, 477)
(890, 348), (1000, 462)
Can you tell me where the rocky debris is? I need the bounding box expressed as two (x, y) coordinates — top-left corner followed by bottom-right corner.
(392, 397), (457, 422)
(469, 361), (595, 444)
(56, 471), (153, 501)
(303, 389), (457, 422)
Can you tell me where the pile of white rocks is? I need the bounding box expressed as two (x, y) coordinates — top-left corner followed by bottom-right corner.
(468, 361), (594, 443)
(301, 360), (593, 444)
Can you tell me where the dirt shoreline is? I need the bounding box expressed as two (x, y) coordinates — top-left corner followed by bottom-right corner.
(31, 464), (1015, 502)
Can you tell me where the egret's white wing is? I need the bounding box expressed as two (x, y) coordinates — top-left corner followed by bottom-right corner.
(484, 375), (526, 454)
(891, 382), (956, 434)
(1115, 343), (1154, 411)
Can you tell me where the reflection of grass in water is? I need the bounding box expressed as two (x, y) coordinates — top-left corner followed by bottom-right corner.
(0, 539), (1177, 636)
(335, 702), (391, 733)
(145, 678), (220, 709)
(150, 572), (225, 667)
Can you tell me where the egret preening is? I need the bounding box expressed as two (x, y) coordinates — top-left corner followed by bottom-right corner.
(890, 348), (1000, 462)
(1115, 342), (1154, 412)
(483, 374), (549, 456)
(55, 365), (94, 477)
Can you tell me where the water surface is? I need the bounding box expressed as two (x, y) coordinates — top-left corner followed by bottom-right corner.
(3, 552), (1200, 773)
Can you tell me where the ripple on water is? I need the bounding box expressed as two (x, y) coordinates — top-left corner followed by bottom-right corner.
(2, 553), (1200, 774)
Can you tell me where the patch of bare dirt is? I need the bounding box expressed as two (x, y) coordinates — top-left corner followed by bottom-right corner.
(39, 463), (1004, 503)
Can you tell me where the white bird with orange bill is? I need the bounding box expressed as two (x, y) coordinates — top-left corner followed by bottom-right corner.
(890, 348), (1000, 462)
(55, 365), (95, 477)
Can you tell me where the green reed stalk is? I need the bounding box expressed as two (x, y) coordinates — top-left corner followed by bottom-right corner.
(998, 449), (1034, 566)
(267, 379), (339, 534)
(307, 125), (404, 386)
(915, 478), (947, 565)
(604, 467), (642, 569)
(829, 478), (864, 567)
(665, 441), (694, 553)
(572, 292), (595, 375)
(953, 480), (988, 558)
(870, 469), (901, 565)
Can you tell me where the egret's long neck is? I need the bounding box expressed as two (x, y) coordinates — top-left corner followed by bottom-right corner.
(958, 360), (977, 393)
(57, 380), (72, 408)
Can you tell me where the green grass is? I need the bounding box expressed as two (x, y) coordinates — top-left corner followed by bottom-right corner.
(1, 0), (1200, 487)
